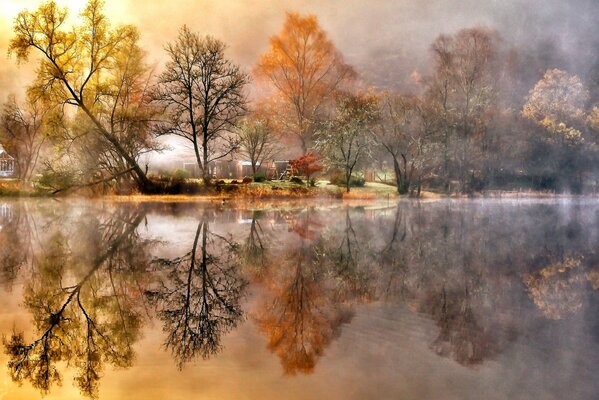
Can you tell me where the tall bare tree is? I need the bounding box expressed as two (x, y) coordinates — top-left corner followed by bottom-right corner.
(375, 93), (438, 195)
(237, 116), (279, 176)
(425, 27), (500, 192)
(315, 92), (377, 193)
(154, 26), (248, 183)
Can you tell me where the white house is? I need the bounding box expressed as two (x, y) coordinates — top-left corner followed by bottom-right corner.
(0, 145), (15, 178)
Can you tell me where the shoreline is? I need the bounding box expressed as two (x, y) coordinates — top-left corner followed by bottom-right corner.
(2, 179), (598, 201)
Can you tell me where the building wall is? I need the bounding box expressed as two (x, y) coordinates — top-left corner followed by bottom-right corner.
(0, 156), (15, 178)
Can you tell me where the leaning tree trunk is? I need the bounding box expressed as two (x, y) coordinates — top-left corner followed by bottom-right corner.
(80, 104), (154, 193)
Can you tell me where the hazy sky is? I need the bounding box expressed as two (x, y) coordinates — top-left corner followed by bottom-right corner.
(1, 0), (597, 164)
(1, 0), (599, 103)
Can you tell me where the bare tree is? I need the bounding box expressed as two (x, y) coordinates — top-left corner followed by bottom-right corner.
(154, 26), (249, 183)
(375, 92), (438, 195)
(237, 116), (279, 176)
(315, 92), (377, 193)
(0, 94), (49, 180)
(425, 27), (500, 192)
(146, 218), (246, 368)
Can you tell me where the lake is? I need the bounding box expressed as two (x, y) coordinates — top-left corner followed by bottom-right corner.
(1, 198), (599, 399)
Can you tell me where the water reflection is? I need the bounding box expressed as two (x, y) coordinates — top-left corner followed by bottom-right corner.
(3, 206), (151, 397)
(146, 215), (246, 367)
(0, 200), (599, 398)
(253, 209), (357, 375)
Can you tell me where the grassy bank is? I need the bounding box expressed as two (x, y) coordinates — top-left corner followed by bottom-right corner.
(0, 179), (49, 197)
(6, 177), (575, 200)
(1, 177), (400, 199)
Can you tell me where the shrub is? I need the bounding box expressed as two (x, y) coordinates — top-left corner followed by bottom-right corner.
(290, 176), (303, 185)
(242, 177), (253, 184)
(253, 172), (267, 183)
(173, 168), (190, 180)
(290, 153), (323, 183)
(330, 174), (365, 187)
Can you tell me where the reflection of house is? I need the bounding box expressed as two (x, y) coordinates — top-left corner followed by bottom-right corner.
(0, 145), (15, 178)
(0, 203), (12, 232)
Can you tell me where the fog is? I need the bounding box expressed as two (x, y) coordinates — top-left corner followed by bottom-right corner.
(1, 0), (599, 101)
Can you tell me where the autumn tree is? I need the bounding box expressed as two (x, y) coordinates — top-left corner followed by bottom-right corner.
(255, 13), (356, 153)
(154, 26), (248, 184)
(315, 93), (377, 193)
(425, 27), (500, 192)
(9, 0), (158, 192)
(254, 211), (352, 375)
(522, 69), (592, 192)
(237, 116), (279, 176)
(0, 94), (49, 180)
(289, 152), (323, 185)
(523, 69), (589, 144)
(3, 207), (151, 398)
(375, 93), (438, 195)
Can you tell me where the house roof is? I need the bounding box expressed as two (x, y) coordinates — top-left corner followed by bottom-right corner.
(0, 145), (14, 160)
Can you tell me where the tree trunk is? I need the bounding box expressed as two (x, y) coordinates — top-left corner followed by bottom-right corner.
(202, 134), (211, 185)
(393, 156), (409, 195)
(345, 169), (351, 193)
(80, 104), (154, 193)
(300, 137), (308, 155)
(443, 128), (450, 193)
(193, 136), (203, 179)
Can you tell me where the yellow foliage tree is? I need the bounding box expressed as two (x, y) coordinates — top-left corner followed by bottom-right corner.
(9, 0), (156, 192)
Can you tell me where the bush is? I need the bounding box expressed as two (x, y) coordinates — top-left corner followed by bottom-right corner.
(242, 177), (252, 184)
(173, 168), (190, 180)
(253, 172), (267, 183)
(290, 176), (304, 185)
(330, 173), (365, 187)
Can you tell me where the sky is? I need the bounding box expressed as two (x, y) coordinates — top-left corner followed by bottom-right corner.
(1, 0), (598, 164)
(2, 0), (599, 101)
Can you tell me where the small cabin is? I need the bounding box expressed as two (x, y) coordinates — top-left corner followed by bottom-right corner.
(0, 145), (15, 178)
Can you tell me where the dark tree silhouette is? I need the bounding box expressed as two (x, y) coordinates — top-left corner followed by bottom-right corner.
(146, 218), (246, 368)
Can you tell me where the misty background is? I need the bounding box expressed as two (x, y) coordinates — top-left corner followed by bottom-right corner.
(1, 0), (599, 164)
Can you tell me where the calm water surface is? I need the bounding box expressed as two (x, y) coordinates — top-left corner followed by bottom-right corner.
(1, 199), (599, 399)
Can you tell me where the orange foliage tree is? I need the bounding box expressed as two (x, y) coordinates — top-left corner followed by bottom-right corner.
(254, 13), (356, 153)
(290, 152), (323, 185)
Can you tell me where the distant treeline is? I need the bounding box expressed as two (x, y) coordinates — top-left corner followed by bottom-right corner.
(2, 1), (599, 195)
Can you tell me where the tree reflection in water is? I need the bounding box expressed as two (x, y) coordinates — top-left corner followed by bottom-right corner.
(146, 215), (246, 368)
(0, 202), (33, 290)
(253, 209), (359, 375)
(3, 206), (152, 398)
(2, 201), (599, 397)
